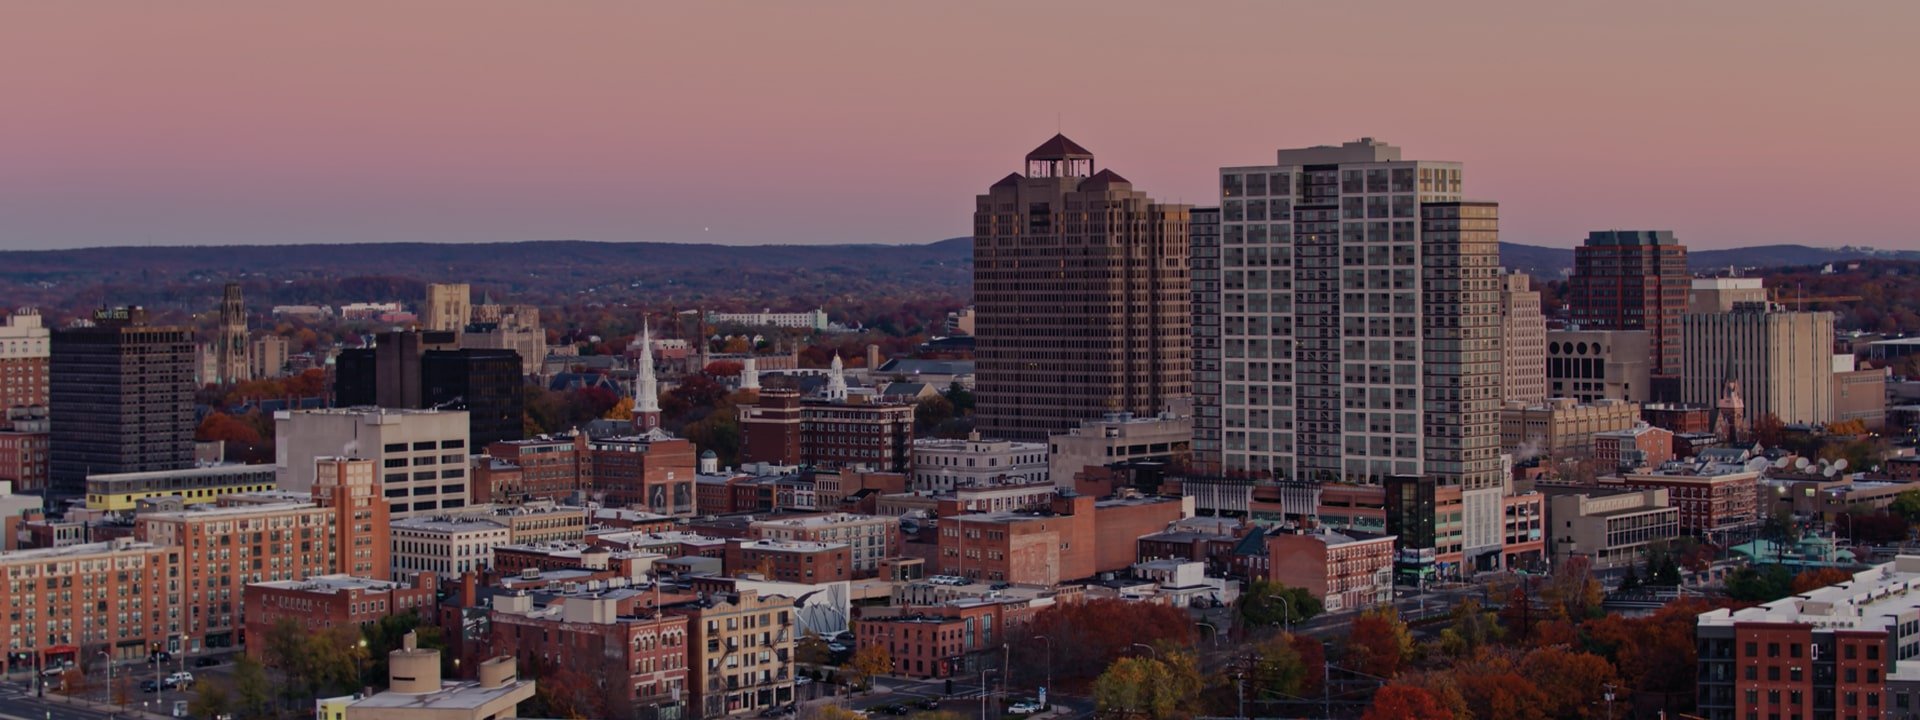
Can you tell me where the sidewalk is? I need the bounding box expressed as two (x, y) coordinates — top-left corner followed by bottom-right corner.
(36, 690), (175, 720)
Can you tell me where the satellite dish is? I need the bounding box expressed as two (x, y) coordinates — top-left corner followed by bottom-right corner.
(1834, 459), (1849, 471)
(1796, 458), (1811, 470)
(1774, 456), (1791, 468)
(1746, 458), (1772, 473)
(1824, 466), (1838, 478)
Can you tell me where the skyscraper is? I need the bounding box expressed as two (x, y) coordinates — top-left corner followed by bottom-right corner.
(49, 306), (196, 496)
(1682, 303), (1834, 427)
(1568, 230), (1689, 384)
(1208, 139), (1506, 577)
(1190, 207), (1223, 472)
(0, 308), (50, 423)
(1498, 272), (1546, 405)
(334, 330), (523, 448)
(212, 282), (251, 385)
(972, 134), (1191, 442)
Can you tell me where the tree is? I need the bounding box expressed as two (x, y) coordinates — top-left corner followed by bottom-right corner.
(1019, 599), (1196, 686)
(1457, 671), (1548, 720)
(914, 395), (955, 432)
(1754, 412), (1786, 448)
(1245, 635), (1308, 701)
(1726, 565), (1795, 602)
(1519, 646), (1619, 719)
(1619, 563), (1642, 592)
(1346, 606), (1413, 679)
(1363, 684), (1453, 720)
(231, 655), (273, 719)
(944, 381), (975, 416)
(847, 644), (892, 690)
(1237, 580), (1322, 632)
(189, 683), (233, 720)
(1439, 598), (1503, 658)
(1652, 555), (1683, 586)
(1092, 657), (1192, 720)
(605, 396), (634, 420)
(1898, 491), (1920, 524)
(1792, 567), (1856, 593)
(796, 631), (831, 667)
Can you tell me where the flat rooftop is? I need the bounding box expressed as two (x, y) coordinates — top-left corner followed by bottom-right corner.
(1700, 556), (1920, 633)
(348, 679), (533, 711)
(252, 574), (415, 594)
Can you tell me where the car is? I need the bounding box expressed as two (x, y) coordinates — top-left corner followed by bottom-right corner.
(916, 698), (941, 710)
(141, 679), (161, 693)
(1007, 703), (1042, 715)
(879, 703), (911, 716)
(795, 676), (813, 685)
(193, 657), (220, 668)
(165, 671), (194, 688)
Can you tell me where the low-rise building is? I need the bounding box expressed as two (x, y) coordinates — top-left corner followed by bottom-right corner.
(1593, 423), (1675, 473)
(749, 513), (900, 576)
(1047, 413), (1192, 491)
(1502, 398), (1643, 461)
(84, 463), (278, 512)
(343, 633), (535, 720)
(0, 428), (49, 493)
(1249, 529), (1395, 613)
(666, 589), (798, 718)
(910, 434), (1047, 492)
(391, 515), (512, 582)
(723, 539), (852, 584)
(854, 600), (1010, 679)
(1603, 457), (1761, 540)
(1545, 488), (1679, 569)
(490, 594), (688, 720)
(243, 574), (440, 659)
(935, 493), (1191, 585)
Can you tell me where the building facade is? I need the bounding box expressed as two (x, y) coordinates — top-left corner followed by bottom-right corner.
(1046, 412), (1192, 491)
(49, 307), (196, 497)
(1257, 529), (1396, 613)
(723, 539), (852, 583)
(83, 464), (278, 512)
(0, 308), (50, 422)
(1191, 206), (1224, 471)
(490, 594), (689, 720)
(1682, 304), (1835, 427)
(798, 399), (912, 473)
(422, 283), (472, 333)
(749, 513), (898, 576)
(973, 134), (1192, 442)
(669, 590), (797, 718)
(1545, 489), (1679, 569)
(390, 515), (510, 582)
(1499, 272), (1547, 405)
(1568, 230), (1689, 380)
(277, 408), (471, 519)
(213, 283), (252, 385)
(909, 435), (1047, 492)
(1547, 328), (1651, 404)
(1501, 398), (1643, 461)
(242, 574), (439, 660)
(738, 389), (802, 467)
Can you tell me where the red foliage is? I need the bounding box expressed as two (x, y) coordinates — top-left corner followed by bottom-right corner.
(1348, 609), (1409, 679)
(1289, 633), (1326, 697)
(703, 361), (743, 378)
(1363, 685), (1453, 720)
(197, 411), (262, 448)
(1457, 671), (1548, 720)
(1580, 598), (1707, 695)
(1791, 567), (1855, 593)
(1020, 599), (1194, 686)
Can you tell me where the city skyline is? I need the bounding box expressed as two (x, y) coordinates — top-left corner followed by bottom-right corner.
(3, 2), (1915, 251)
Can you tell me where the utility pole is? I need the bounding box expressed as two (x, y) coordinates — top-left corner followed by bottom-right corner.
(1604, 682), (1616, 720)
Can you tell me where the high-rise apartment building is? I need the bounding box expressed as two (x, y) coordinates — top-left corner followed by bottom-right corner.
(213, 282), (252, 385)
(250, 335), (289, 379)
(972, 135), (1191, 441)
(423, 283), (472, 333)
(49, 307), (196, 497)
(1190, 207), (1223, 471)
(1681, 303), (1835, 427)
(1568, 230), (1689, 381)
(1206, 139), (1502, 579)
(0, 308), (50, 423)
(1498, 272), (1546, 405)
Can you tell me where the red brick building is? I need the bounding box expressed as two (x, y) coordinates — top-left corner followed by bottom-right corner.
(491, 594), (690, 720)
(1642, 402), (1714, 435)
(0, 429), (49, 493)
(1605, 467), (1760, 538)
(1593, 423), (1675, 472)
(936, 494), (1187, 585)
(738, 389), (802, 466)
(855, 601), (1007, 679)
(472, 434), (592, 504)
(592, 436), (697, 516)
(723, 539), (852, 583)
(0, 538), (177, 670)
(799, 399), (914, 473)
(242, 574), (439, 659)
(1256, 530), (1396, 613)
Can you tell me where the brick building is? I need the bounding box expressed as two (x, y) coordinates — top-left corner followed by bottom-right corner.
(1592, 423), (1675, 473)
(799, 399), (914, 473)
(666, 589), (798, 718)
(591, 436), (697, 517)
(854, 600), (1009, 679)
(490, 594), (689, 720)
(1641, 403), (1715, 435)
(472, 434), (592, 504)
(738, 389), (802, 466)
(749, 513), (900, 577)
(0, 539), (178, 670)
(0, 428), (49, 493)
(936, 494), (1190, 585)
(1246, 529), (1396, 613)
(1603, 461), (1760, 540)
(723, 539), (852, 584)
(242, 574), (439, 659)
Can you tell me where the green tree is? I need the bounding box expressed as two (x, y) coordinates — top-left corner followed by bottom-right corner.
(944, 381), (975, 416)
(1237, 580), (1322, 632)
(1619, 563), (1642, 591)
(1653, 556), (1683, 586)
(1092, 657), (1191, 720)
(362, 614), (445, 688)
(914, 395), (955, 433)
(231, 655), (274, 719)
(1246, 635), (1309, 701)
(1438, 599), (1503, 658)
(1726, 565), (1795, 602)
(189, 683), (233, 720)
(1891, 490), (1920, 523)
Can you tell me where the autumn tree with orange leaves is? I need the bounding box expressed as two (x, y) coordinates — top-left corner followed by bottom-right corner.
(1363, 685), (1452, 720)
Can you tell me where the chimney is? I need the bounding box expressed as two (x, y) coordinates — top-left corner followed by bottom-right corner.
(461, 571), (478, 607)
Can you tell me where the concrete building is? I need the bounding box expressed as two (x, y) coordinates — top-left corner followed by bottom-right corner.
(490, 594), (688, 720)
(1694, 557), (1920, 720)
(1568, 230), (1689, 382)
(1252, 529), (1396, 613)
(973, 134), (1191, 442)
(422, 283), (472, 334)
(1687, 277), (1768, 315)
(1047, 412), (1192, 491)
(1499, 272), (1547, 405)
(1603, 459), (1761, 539)
(83, 463), (278, 512)
(909, 434), (1047, 492)
(1502, 398), (1643, 462)
(1205, 140), (1505, 580)
(749, 513), (899, 576)
(276, 407), (472, 519)
(705, 308), (831, 331)
(1682, 303), (1836, 427)
(243, 574), (439, 659)
(666, 589), (798, 718)
(391, 515), (511, 582)
(1831, 357), (1889, 430)
(1547, 328), (1651, 404)
(0, 308), (50, 422)
(463, 302), (546, 376)
(342, 633), (535, 720)
(251, 335), (290, 379)
(49, 307), (196, 497)
(1545, 488), (1679, 569)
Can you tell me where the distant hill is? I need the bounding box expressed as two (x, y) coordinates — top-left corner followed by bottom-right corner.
(1497, 242), (1920, 279)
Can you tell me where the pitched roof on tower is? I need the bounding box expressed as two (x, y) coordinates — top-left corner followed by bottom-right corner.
(990, 172), (1024, 190)
(1026, 133), (1093, 160)
(1077, 169), (1130, 191)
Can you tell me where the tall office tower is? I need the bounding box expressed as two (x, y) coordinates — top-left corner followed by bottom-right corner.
(213, 282), (252, 385)
(1681, 302), (1834, 427)
(1568, 230), (1689, 385)
(1190, 207), (1223, 471)
(49, 307), (196, 496)
(276, 407), (471, 518)
(0, 308), (51, 424)
(1213, 140), (1505, 577)
(1498, 272), (1546, 404)
(972, 135), (1191, 441)
(335, 330), (523, 447)
(422, 283), (472, 333)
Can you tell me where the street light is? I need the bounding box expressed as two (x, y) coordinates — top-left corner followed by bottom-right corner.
(1269, 594), (1292, 635)
(1129, 643), (1157, 661)
(1196, 621), (1224, 648)
(1031, 635), (1052, 704)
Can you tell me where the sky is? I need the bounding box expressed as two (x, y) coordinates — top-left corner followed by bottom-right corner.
(1, 2), (1916, 251)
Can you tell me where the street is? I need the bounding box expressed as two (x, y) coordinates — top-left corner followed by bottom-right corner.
(801, 674), (1093, 720)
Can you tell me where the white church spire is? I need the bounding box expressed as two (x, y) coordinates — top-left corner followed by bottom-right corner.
(634, 317), (662, 431)
(825, 352), (848, 401)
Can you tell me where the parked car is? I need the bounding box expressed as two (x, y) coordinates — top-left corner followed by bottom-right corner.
(1007, 703), (1042, 715)
(916, 698), (941, 710)
(140, 679), (161, 693)
(879, 703), (911, 716)
(193, 656), (220, 668)
(165, 671), (194, 688)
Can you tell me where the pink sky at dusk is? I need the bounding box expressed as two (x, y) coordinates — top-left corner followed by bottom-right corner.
(1, 2), (1915, 251)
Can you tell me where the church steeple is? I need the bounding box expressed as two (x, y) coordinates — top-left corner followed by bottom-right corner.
(825, 353), (848, 401)
(634, 317), (662, 432)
